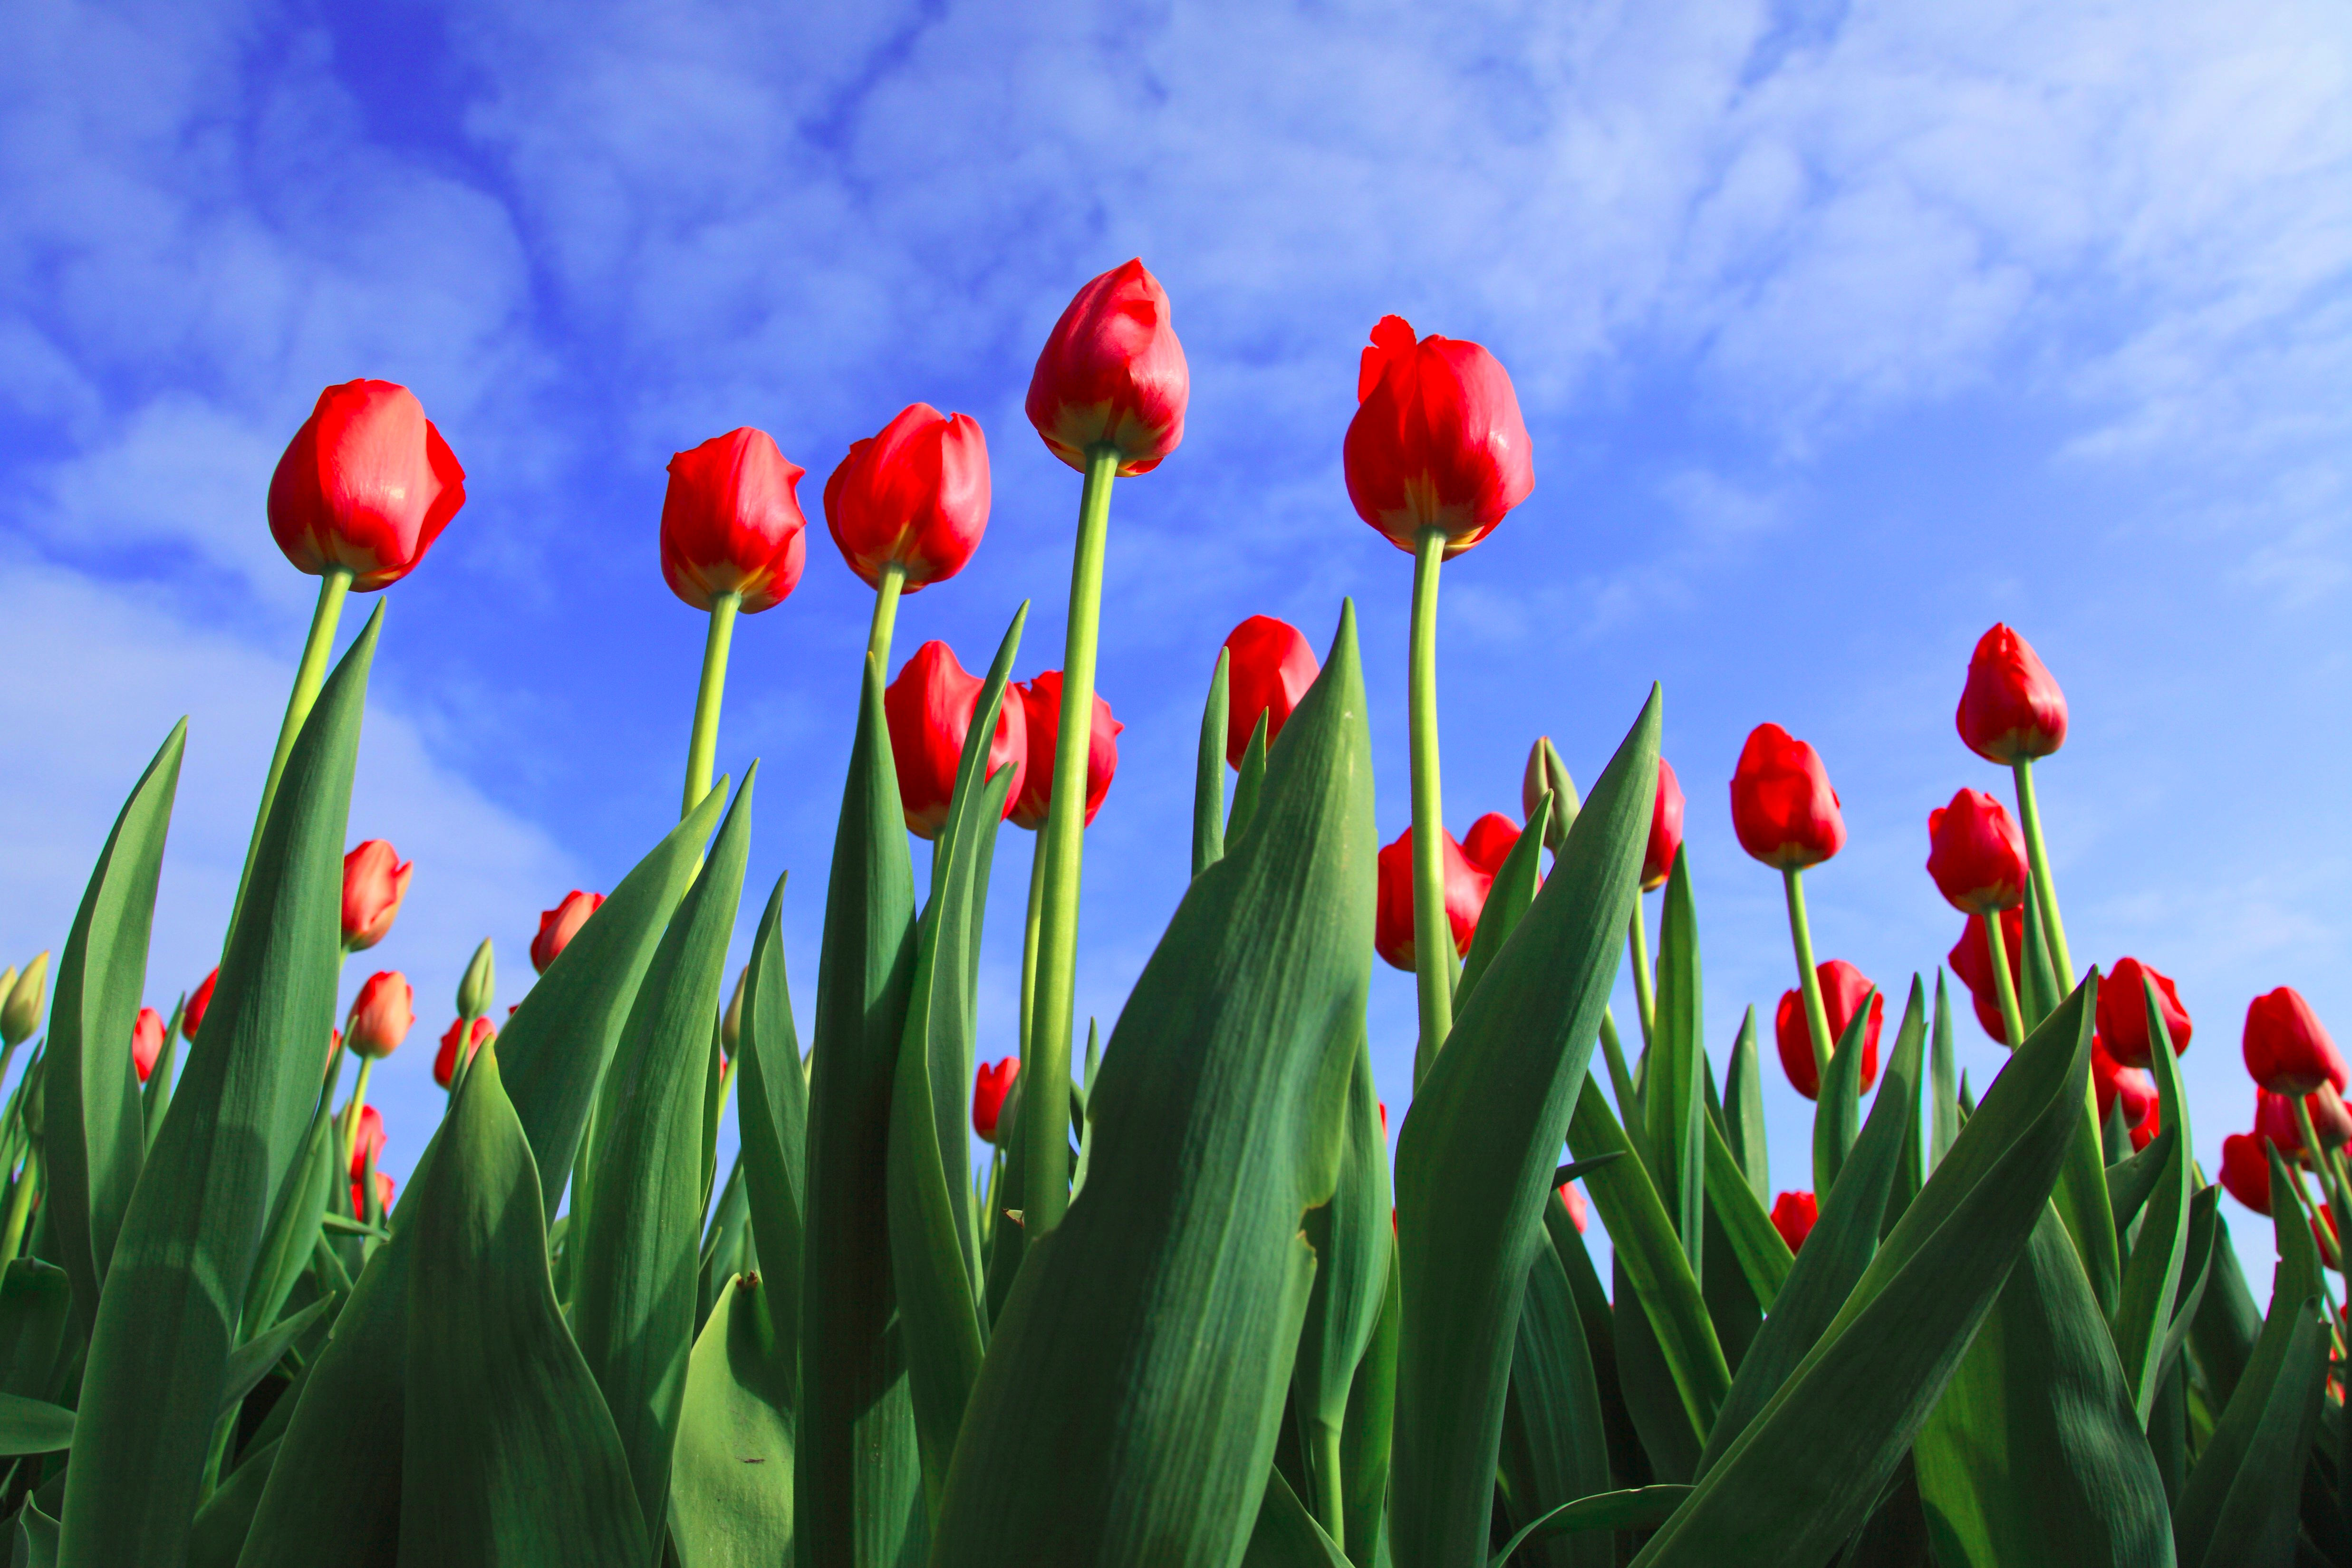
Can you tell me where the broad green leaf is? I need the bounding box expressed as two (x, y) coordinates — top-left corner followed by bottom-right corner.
(1596, 1011), (1647, 1170)
(1391, 688), (1670, 1568)
(2185, 1299), (2326, 1568)
(1241, 1468), (1350, 1568)
(2185, 1211), (2261, 1412)
(60, 607), (379, 1568)
(732, 874), (805, 1410)
(1698, 1201), (1763, 1377)
(2018, 891), (2060, 1027)
(1195, 648), (1229, 878)
(396, 1046), (648, 1566)
(1498, 1242), (1612, 1568)
(573, 767), (754, 1551)
(1930, 972), (1960, 1170)
(669, 1272), (795, 1568)
(1456, 792), (1550, 1013)
(930, 604), (1375, 1568)
(1337, 1240), (1399, 1568)
(1612, 1247), (1701, 1482)
(1544, 1192), (1648, 1492)
(1644, 846), (1705, 1279)
(240, 1088), (337, 1346)
(1810, 986), (1880, 1198)
(217, 1294), (335, 1423)
(46, 719), (183, 1339)
(1629, 978), (2098, 1567)
(0, 1261), (73, 1403)
(186, 1437), (275, 1568)
(1699, 1116), (1790, 1311)
(697, 1154), (750, 1336)
(799, 653), (923, 1568)
(1723, 1008), (1767, 1205)
(0, 1394), (72, 1454)
(2104, 1135), (2170, 1232)
(2112, 979), (2196, 1423)
(17, 1498), (57, 1568)
(1228, 710), (1271, 842)
(1489, 1486), (1692, 1568)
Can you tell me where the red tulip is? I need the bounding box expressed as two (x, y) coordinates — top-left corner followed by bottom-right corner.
(1956, 625), (2068, 764)
(1008, 672), (1121, 832)
(2259, 1086), (2352, 1158)
(341, 840), (413, 952)
(1770, 1191), (1819, 1253)
(267, 380), (465, 592)
(1026, 260), (1189, 476)
(1947, 905), (2025, 1043)
(823, 403), (991, 592)
(2315, 1203), (2342, 1269)
(1774, 960), (1882, 1100)
(1557, 1181), (1589, 1234)
(659, 428), (810, 614)
(345, 972), (415, 1060)
(1374, 826), (1491, 972)
(1643, 759), (1686, 892)
(184, 967), (218, 1041)
(349, 1104), (386, 1179)
(1461, 813), (1521, 877)
(1730, 724), (1846, 871)
(2245, 987), (2346, 1097)
(2131, 1098), (2161, 1154)
(434, 1016), (496, 1089)
(973, 1057), (1020, 1144)
(2092, 1035), (2155, 1131)
(1343, 315), (1533, 559)
(1925, 789), (2027, 916)
(1221, 616), (1319, 767)
(131, 1007), (165, 1084)
(885, 642), (1028, 841)
(532, 891), (606, 974)
(2218, 1132), (2273, 1215)
(353, 1170), (396, 1220)
(2094, 957), (2190, 1068)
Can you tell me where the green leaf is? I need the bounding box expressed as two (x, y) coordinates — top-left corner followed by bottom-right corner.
(1195, 648), (1230, 878)
(697, 1154), (751, 1336)
(1811, 985), (1880, 1198)
(1242, 1468), (1350, 1568)
(59, 606), (380, 1568)
(395, 1045), (649, 1566)
(1456, 792), (1550, 1014)
(2185, 1211), (2261, 1412)
(1699, 1116), (1790, 1312)
(930, 603), (1375, 1568)
(1544, 1189), (1648, 1493)
(799, 652), (923, 1568)
(1337, 1239), (1399, 1568)
(1392, 688), (1680, 1568)
(217, 1294), (336, 1424)
(1930, 972), (1960, 1171)
(16, 1497), (57, 1568)
(2111, 978), (2197, 1424)
(669, 1272), (795, 1568)
(1629, 978), (2099, 1568)
(45, 718), (183, 1340)
(1611, 1246), (1701, 1483)
(240, 1088), (338, 1347)
(1723, 1008), (1767, 1206)
(572, 766), (755, 1549)
(1228, 710), (1272, 842)
(0, 1261), (74, 1403)
(2183, 1299), (2327, 1568)
(1645, 845), (1706, 1279)
(2104, 1136), (2169, 1233)
(1497, 1242), (1613, 1568)
(1489, 1486), (1692, 1568)
(186, 1436), (275, 1568)
(732, 873), (805, 1413)
(0, 1394), (72, 1455)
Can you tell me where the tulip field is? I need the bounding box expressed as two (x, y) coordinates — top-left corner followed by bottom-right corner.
(0, 259), (2342, 1567)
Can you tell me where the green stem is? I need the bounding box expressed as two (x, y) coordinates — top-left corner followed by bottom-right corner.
(1306, 1417), (1347, 1549)
(1407, 527), (1455, 1068)
(1022, 446), (1120, 1240)
(234, 568), (352, 924)
(2294, 1099), (2352, 1252)
(1020, 839), (1047, 1059)
(341, 1056), (377, 1171)
(682, 592), (742, 820)
(866, 560), (907, 673)
(1628, 904), (1657, 1049)
(1782, 868), (1834, 1084)
(1983, 909), (2025, 1049)
(2011, 759), (2073, 985)
(0, 1150), (39, 1267)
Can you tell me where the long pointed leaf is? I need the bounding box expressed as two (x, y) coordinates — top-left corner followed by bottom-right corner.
(1723, 1008), (1767, 1205)
(1498, 1242), (1612, 1568)
(669, 1272), (795, 1568)
(1645, 844), (1705, 1277)
(1195, 649), (1229, 878)
(731, 875), (804, 1411)
(1811, 988), (1879, 1197)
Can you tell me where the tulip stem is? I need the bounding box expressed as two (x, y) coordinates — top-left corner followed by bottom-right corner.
(682, 591), (742, 820)
(1019, 841), (1047, 1060)
(340, 1056), (376, 1171)
(233, 567), (353, 927)
(1983, 910), (2026, 1049)
(1023, 445), (1120, 1241)
(866, 560), (907, 673)
(2010, 760), (2073, 985)
(1782, 868), (1835, 1085)
(1407, 527), (1456, 1068)
(1627, 904), (1657, 1049)
(2293, 1098), (2352, 1258)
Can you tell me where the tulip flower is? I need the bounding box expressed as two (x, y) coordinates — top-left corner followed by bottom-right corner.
(2091, 1035), (2155, 1131)
(1374, 826), (1490, 974)
(2131, 1098), (2161, 1154)
(1026, 259), (1189, 477)
(1008, 673), (1120, 834)
(349, 1104), (386, 1179)
(1774, 959), (1882, 1101)
(1521, 737), (1579, 856)
(0, 952), (46, 1048)
(434, 1015), (496, 1090)
(346, 972), (415, 1060)
(1947, 906), (2025, 1044)
(131, 1007), (165, 1084)
(1957, 624), (2067, 766)
(974, 1058), (1021, 1144)
(1221, 616), (1319, 769)
(1925, 789), (2027, 916)
(532, 891), (605, 974)
(2218, 1132), (2274, 1214)
(1732, 725), (1845, 872)
(2250, 1086), (2352, 1162)
(2094, 957), (2190, 1068)
(886, 642), (1029, 841)
(183, 967), (218, 1041)
(353, 1170), (395, 1222)
(1343, 315), (1533, 560)
(826, 404), (992, 668)
(1461, 813), (1521, 878)
(661, 426), (809, 818)
(269, 380), (465, 595)
(1643, 759), (1685, 894)
(1770, 1191), (1820, 1253)
(1557, 1181), (1589, 1234)
(340, 840), (412, 952)
(2245, 986), (2346, 1097)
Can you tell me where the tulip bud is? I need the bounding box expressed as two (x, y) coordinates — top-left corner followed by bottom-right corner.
(2244, 986), (2347, 1097)
(824, 404), (991, 592)
(973, 1057), (1021, 1144)
(2254, 1087), (2309, 1159)
(1773, 960), (1882, 1100)
(722, 965), (748, 1058)
(2, 953), (48, 1047)
(457, 939), (495, 1021)
(1343, 315), (1533, 559)
(1008, 672), (1122, 833)
(1925, 789), (2028, 916)
(132, 1007), (166, 1085)
(1956, 624), (2068, 764)
(1026, 259), (1189, 477)
(0, 971), (16, 1026)
(1521, 738), (1580, 853)
(349, 1103), (387, 1180)
(1731, 724), (1845, 871)
(1461, 813), (1522, 880)
(1642, 759), (1686, 893)
(2093, 957), (2190, 1068)
(2217, 1132), (2273, 1215)
(267, 379), (466, 591)
(884, 642), (1029, 840)
(659, 428), (810, 614)
(184, 967), (218, 1041)
(1557, 1181), (1589, 1233)
(341, 840), (413, 952)
(1220, 617), (1319, 769)
(346, 971), (416, 1061)
(1770, 1191), (1819, 1253)
(2314, 1085), (2352, 1152)
(354, 1170), (396, 1223)
(1373, 826), (1492, 973)
(434, 1015), (496, 1089)
(2131, 1098), (2161, 1154)
(532, 891), (605, 975)
(2092, 1035), (2155, 1131)
(1946, 907), (2025, 1044)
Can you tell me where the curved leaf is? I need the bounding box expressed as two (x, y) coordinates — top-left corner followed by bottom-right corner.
(670, 1272), (795, 1568)
(0, 1393), (73, 1455)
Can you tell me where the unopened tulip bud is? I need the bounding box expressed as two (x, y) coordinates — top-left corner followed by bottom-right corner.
(2093, 957), (2191, 1068)
(824, 404), (992, 593)
(1009, 672), (1121, 833)
(349, 1104), (387, 1179)
(268, 379), (466, 591)
(1956, 624), (2068, 764)
(434, 1016), (496, 1089)
(457, 939), (495, 1021)
(1643, 759), (1686, 892)
(2218, 1132), (2272, 1214)
(1219, 617), (1319, 769)
(885, 641), (1029, 840)
(1344, 315), (1534, 559)
(1925, 789), (2028, 916)
(132, 1007), (166, 1084)
(660, 428), (810, 615)
(1374, 826), (1491, 972)
(341, 841), (413, 952)
(1026, 260), (1189, 477)
(1521, 738), (1580, 853)
(2244, 986), (2347, 1097)
(346, 972), (416, 1060)
(1774, 960), (1881, 1100)
(2092, 1035), (2155, 1132)
(723, 965), (748, 1057)
(1947, 907), (2025, 1043)
(1731, 724), (1845, 871)
(531, 891), (605, 975)
(1770, 1191), (1819, 1253)
(1557, 1181), (1589, 1233)
(973, 1057), (1021, 1144)
(2, 953), (49, 1047)
(184, 967), (218, 1041)
(1461, 813), (1521, 879)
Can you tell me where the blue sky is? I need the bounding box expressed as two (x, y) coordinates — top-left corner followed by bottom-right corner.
(3, 0), (2345, 1297)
